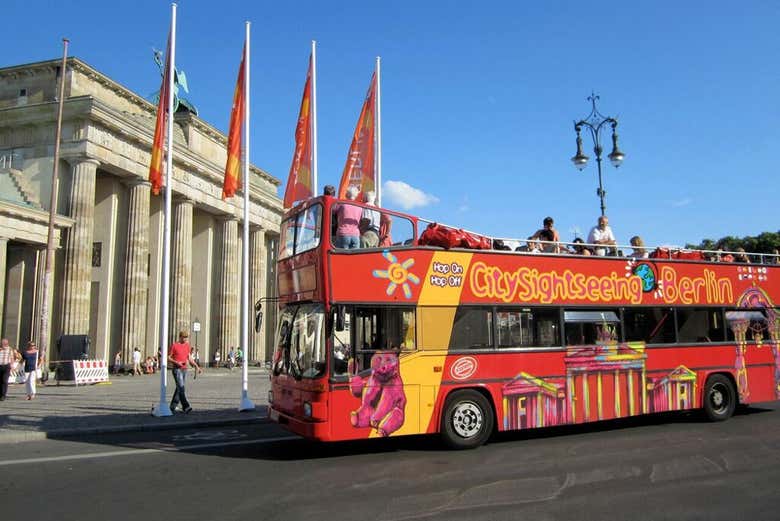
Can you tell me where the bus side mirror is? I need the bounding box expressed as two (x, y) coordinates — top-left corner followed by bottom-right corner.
(335, 305), (345, 332)
(254, 301), (263, 333)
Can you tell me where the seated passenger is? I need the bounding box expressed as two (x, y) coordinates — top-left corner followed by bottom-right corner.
(734, 248), (751, 264)
(572, 237), (592, 255)
(359, 190), (381, 248)
(537, 228), (558, 253)
(587, 215), (617, 256)
(334, 186), (362, 249)
(492, 239), (511, 251)
(524, 237), (541, 253)
(630, 235), (649, 258)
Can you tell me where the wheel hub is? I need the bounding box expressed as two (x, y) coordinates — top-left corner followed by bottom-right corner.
(452, 402), (483, 438)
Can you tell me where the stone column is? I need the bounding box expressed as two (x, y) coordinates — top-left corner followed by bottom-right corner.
(170, 198), (193, 340)
(218, 217), (239, 357)
(0, 237), (7, 336)
(120, 180), (151, 363)
(249, 227), (266, 362)
(61, 158), (99, 334)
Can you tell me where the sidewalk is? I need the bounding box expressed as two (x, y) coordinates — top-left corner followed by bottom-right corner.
(0, 367), (271, 443)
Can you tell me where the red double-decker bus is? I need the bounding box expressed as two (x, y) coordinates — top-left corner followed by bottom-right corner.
(268, 195), (780, 448)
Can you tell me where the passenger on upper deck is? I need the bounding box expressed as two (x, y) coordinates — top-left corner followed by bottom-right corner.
(334, 186), (362, 249)
(770, 249), (780, 264)
(572, 237), (592, 255)
(323, 185), (336, 196)
(587, 216), (617, 256)
(379, 212), (393, 247)
(734, 248), (751, 264)
(630, 236), (648, 258)
(359, 191), (381, 248)
(530, 217), (561, 252)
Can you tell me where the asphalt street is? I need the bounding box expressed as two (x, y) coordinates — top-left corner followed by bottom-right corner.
(3, 402), (780, 521)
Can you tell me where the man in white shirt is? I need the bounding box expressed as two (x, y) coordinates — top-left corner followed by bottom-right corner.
(132, 348), (142, 375)
(587, 216), (617, 256)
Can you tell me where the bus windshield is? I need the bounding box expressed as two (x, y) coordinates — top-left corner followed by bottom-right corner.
(272, 303), (326, 379)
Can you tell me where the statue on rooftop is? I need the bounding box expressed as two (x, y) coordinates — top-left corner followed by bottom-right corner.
(151, 47), (199, 115)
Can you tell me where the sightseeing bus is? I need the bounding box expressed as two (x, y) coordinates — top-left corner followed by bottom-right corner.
(268, 195), (780, 448)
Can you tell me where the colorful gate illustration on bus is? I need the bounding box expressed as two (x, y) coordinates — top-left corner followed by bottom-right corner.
(502, 342), (704, 430)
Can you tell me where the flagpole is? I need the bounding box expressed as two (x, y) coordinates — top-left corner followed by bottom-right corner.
(375, 56), (382, 207)
(239, 21), (255, 411)
(39, 37), (69, 363)
(311, 40), (318, 196)
(152, 2), (176, 417)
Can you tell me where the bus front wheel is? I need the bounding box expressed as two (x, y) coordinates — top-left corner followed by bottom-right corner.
(703, 374), (736, 422)
(441, 390), (494, 449)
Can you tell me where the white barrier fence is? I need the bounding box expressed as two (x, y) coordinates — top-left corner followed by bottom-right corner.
(7, 365), (26, 384)
(72, 359), (109, 385)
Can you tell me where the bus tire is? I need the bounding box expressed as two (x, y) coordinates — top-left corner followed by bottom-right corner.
(703, 374), (736, 422)
(440, 390), (494, 449)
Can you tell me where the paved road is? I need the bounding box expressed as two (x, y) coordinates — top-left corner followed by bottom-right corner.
(3, 403), (780, 521)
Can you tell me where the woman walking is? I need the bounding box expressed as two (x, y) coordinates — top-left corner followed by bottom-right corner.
(22, 341), (38, 400)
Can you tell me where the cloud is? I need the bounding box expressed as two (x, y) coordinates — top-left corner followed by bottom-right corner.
(670, 197), (693, 208)
(382, 180), (439, 210)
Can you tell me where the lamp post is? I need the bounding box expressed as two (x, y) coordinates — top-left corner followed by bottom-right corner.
(571, 93), (625, 216)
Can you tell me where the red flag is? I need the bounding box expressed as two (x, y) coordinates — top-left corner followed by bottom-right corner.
(149, 34), (171, 196)
(283, 56), (314, 208)
(338, 73), (377, 200)
(223, 43), (246, 200)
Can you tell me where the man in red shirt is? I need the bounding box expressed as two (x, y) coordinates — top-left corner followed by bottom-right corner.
(168, 330), (202, 413)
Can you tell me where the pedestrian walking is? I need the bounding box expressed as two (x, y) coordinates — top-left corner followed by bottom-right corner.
(0, 338), (16, 401)
(132, 347), (142, 375)
(168, 331), (202, 413)
(113, 351), (122, 375)
(22, 341), (39, 400)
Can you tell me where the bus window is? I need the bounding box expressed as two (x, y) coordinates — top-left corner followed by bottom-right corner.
(678, 308), (726, 343)
(385, 213), (415, 247)
(273, 304), (326, 379)
(624, 307), (676, 344)
(450, 308), (493, 350)
(496, 308), (561, 348)
(564, 309), (620, 346)
(279, 217), (295, 259)
(347, 306), (416, 372)
(294, 204), (321, 254)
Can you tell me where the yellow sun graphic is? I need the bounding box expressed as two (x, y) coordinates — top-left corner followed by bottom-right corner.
(372, 251), (420, 298)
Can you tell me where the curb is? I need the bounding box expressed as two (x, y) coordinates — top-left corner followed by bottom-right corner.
(0, 415), (270, 444)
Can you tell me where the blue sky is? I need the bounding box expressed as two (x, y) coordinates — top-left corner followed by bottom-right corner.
(3, 1), (779, 249)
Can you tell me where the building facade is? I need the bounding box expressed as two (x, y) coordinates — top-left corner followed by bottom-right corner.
(0, 57), (283, 366)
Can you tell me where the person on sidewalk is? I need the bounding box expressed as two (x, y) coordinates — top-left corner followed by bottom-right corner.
(168, 331), (202, 413)
(0, 338), (15, 401)
(113, 351), (122, 375)
(22, 341), (38, 400)
(132, 347), (142, 375)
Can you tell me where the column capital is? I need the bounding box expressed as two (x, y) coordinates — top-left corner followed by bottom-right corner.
(62, 155), (100, 169)
(217, 214), (238, 223)
(173, 195), (194, 206)
(123, 177), (152, 189)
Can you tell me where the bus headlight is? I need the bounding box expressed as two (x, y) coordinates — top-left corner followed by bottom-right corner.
(303, 401), (312, 418)
(267, 390), (273, 405)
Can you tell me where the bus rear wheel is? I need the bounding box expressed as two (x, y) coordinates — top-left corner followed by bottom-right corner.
(703, 374), (736, 422)
(441, 390), (493, 449)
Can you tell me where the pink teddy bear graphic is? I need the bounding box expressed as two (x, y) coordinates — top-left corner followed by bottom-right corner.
(348, 352), (406, 436)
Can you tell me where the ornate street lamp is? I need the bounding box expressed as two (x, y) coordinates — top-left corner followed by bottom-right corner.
(571, 93), (625, 216)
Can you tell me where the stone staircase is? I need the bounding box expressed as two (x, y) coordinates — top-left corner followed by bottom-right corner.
(0, 168), (42, 209)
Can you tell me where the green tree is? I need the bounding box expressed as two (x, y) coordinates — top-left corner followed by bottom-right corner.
(686, 231), (780, 255)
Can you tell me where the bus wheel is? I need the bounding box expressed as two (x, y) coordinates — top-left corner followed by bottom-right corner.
(703, 374), (736, 422)
(441, 390), (493, 449)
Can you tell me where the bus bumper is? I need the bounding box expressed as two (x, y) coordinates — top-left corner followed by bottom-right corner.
(270, 407), (330, 440)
